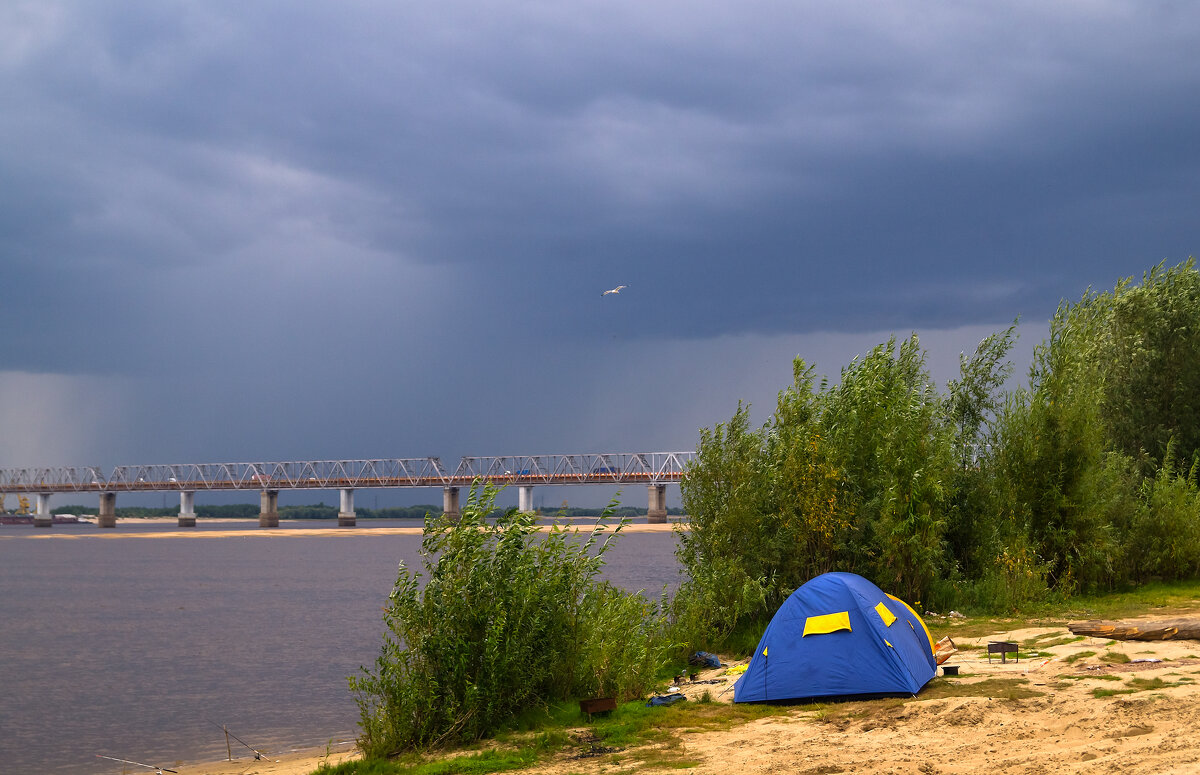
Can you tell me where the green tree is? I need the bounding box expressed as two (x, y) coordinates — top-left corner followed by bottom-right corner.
(817, 335), (954, 603)
(1099, 259), (1200, 469)
(989, 295), (1112, 593)
(675, 401), (775, 646)
(943, 325), (1018, 580)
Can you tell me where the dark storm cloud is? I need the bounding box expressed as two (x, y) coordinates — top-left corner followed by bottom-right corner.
(2, 1), (1200, 475)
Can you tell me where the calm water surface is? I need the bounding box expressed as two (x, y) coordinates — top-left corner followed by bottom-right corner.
(0, 520), (682, 775)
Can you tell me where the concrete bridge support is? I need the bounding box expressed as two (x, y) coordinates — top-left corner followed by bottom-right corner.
(179, 491), (196, 527)
(339, 488), (356, 527)
(518, 485), (534, 513)
(259, 490), (279, 528)
(647, 484), (667, 524)
(98, 492), (117, 528)
(34, 492), (52, 527)
(443, 486), (460, 522)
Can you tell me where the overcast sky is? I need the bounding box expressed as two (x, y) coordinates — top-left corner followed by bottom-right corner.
(3, 2), (1198, 507)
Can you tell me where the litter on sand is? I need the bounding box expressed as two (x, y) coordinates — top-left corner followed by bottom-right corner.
(934, 636), (958, 665)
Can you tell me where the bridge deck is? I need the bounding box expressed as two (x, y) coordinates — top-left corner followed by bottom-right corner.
(0, 453), (695, 493)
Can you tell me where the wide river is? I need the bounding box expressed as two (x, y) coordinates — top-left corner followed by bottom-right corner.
(0, 519), (683, 775)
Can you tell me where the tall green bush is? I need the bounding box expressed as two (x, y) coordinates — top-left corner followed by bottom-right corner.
(677, 334), (964, 634)
(988, 295), (1114, 593)
(350, 483), (670, 756)
(817, 335), (955, 603)
(1120, 449), (1200, 584)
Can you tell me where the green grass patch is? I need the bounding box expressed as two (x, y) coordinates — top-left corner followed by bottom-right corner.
(316, 747), (543, 775)
(500, 701), (585, 736)
(798, 677), (1042, 729)
(1015, 579), (1200, 621)
(1059, 673), (1123, 682)
(1062, 650), (1097, 664)
(924, 619), (1026, 639)
(920, 677), (1043, 701)
(1091, 676), (1187, 699)
(577, 697), (789, 771)
(319, 697), (791, 775)
(1030, 635), (1086, 648)
(1013, 650), (1054, 661)
(1101, 651), (1131, 664)
(591, 697), (789, 749)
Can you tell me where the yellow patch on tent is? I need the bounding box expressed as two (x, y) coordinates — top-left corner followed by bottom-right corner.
(887, 592), (935, 654)
(884, 639), (893, 648)
(874, 601), (897, 627)
(802, 611), (852, 636)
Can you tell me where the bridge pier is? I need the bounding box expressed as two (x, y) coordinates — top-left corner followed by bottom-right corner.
(443, 486), (460, 522)
(259, 490), (279, 528)
(647, 484), (667, 523)
(179, 491), (196, 527)
(34, 492), (52, 527)
(339, 488), (356, 527)
(98, 492), (117, 528)
(518, 485), (534, 513)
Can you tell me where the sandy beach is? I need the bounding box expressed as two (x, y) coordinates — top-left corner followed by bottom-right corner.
(174, 742), (361, 775)
(176, 614), (1200, 775)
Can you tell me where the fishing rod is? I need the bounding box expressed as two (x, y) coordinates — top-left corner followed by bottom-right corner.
(95, 754), (178, 774)
(210, 721), (276, 762)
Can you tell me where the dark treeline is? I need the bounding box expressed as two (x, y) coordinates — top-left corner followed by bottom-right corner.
(51, 503), (439, 519)
(555, 506), (685, 518)
(49, 503), (683, 519)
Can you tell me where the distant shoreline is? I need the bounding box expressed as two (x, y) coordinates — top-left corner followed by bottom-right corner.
(0, 520), (687, 538)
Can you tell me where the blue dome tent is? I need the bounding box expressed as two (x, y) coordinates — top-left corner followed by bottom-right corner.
(733, 572), (937, 703)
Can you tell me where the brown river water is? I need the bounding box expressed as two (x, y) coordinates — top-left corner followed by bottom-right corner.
(0, 519), (682, 775)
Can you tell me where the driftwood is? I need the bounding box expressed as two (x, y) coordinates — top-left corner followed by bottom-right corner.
(1068, 618), (1200, 641)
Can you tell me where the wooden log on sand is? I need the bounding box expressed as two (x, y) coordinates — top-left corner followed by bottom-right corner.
(1068, 619), (1200, 641)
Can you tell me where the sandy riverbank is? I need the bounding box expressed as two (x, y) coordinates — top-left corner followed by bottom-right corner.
(178, 615), (1200, 775)
(176, 741), (360, 775)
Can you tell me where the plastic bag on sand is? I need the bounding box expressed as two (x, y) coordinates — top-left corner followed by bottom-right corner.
(688, 651), (722, 668)
(934, 636), (958, 665)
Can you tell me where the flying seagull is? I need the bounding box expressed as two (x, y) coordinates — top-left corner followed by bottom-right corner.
(602, 285), (627, 296)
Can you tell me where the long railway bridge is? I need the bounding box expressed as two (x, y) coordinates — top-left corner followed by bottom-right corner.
(0, 452), (695, 528)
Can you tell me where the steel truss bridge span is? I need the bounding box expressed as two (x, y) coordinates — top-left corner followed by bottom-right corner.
(0, 452), (696, 494)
